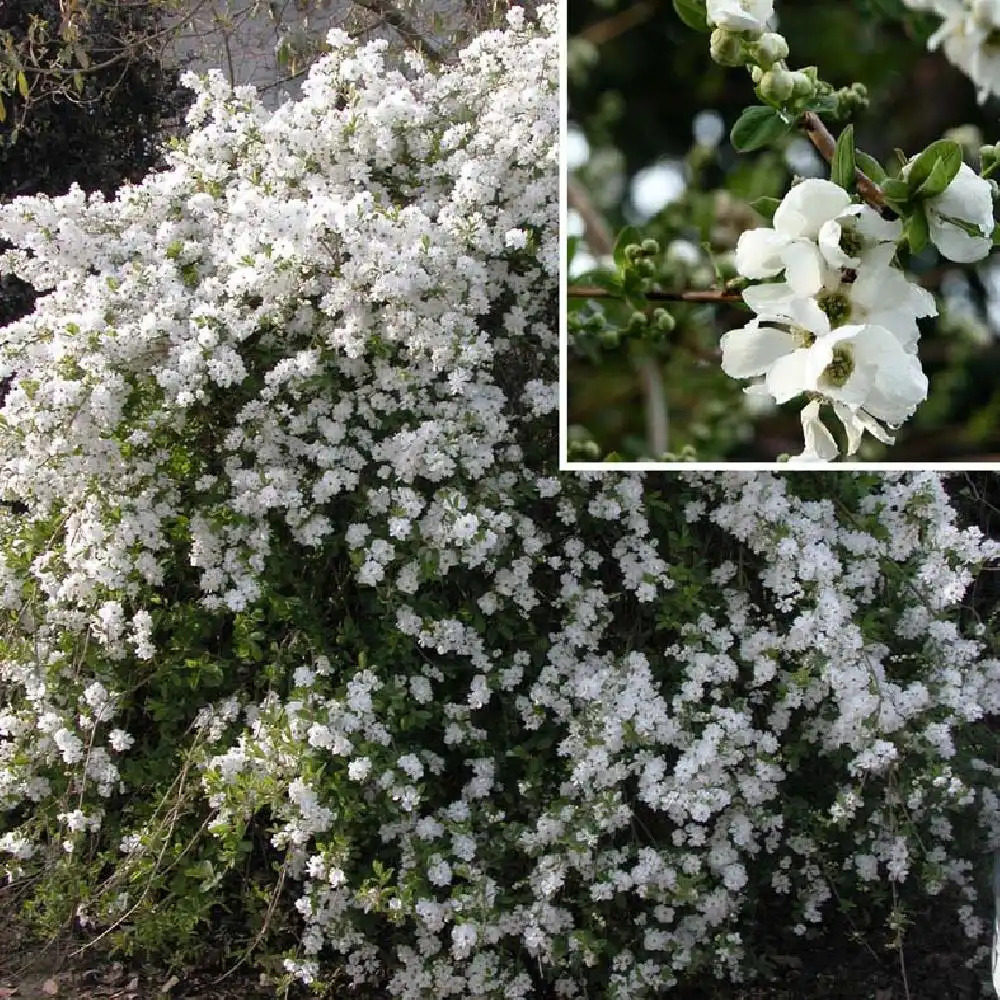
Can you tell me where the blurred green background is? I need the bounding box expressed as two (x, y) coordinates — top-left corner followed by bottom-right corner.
(566, 0), (1000, 461)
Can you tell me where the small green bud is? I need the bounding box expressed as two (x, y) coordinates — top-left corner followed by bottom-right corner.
(599, 327), (621, 348)
(640, 238), (660, 256)
(624, 243), (641, 264)
(790, 70), (816, 99)
(754, 32), (789, 68)
(651, 308), (676, 333)
(710, 28), (745, 68)
(981, 143), (1000, 172)
(627, 311), (647, 333)
(633, 258), (656, 278)
(760, 68), (795, 103)
(571, 440), (601, 461)
(750, 65), (764, 85)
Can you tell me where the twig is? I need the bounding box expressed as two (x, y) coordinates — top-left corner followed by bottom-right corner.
(578, 1), (657, 46)
(636, 357), (668, 454)
(800, 111), (888, 211)
(567, 175), (614, 256)
(350, 0), (447, 63)
(568, 285), (744, 303)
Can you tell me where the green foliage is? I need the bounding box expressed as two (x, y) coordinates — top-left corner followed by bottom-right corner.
(831, 123), (856, 191)
(730, 105), (790, 152)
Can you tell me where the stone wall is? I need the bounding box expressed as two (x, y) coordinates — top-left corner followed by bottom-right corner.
(162, 0), (510, 109)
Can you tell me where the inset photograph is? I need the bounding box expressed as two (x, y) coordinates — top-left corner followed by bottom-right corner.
(564, 0), (1000, 466)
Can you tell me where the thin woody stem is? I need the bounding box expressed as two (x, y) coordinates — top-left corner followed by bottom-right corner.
(800, 111), (888, 211)
(567, 285), (744, 303)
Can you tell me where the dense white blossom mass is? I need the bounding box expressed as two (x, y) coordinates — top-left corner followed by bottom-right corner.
(1, 4), (1000, 997)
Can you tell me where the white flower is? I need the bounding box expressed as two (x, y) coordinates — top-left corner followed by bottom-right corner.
(908, 0), (1000, 100)
(706, 0), (774, 33)
(736, 180), (853, 296)
(736, 180), (906, 305)
(922, 161), (994, 262)
(742, 256), (935, 353)
(108, 729), (134, 752)
(766, 323), (927, 425)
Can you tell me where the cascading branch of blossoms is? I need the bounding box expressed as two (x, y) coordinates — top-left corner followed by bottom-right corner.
(3, 4), (1000, 999)
(567, 0), (1000, 463)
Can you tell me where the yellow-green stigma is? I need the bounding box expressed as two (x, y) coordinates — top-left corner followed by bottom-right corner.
(817, 290), (852, 327)
(839, 225), (864, 259)
(820, 345), (854, 388)
(791, 325), (815, 349)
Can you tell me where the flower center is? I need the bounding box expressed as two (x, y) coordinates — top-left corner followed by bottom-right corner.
(820, 345), (854, 388)
(817, 290), (852, 327)
(839, 225), (864, 259)
(790, 325), (815, 348)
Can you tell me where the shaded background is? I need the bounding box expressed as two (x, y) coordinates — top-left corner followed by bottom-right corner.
(567, 0), (1000, 461)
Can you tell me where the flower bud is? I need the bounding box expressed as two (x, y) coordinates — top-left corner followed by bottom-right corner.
(760, 68), (795, 103)
(651, 308), (676, 333)
(750, 65), (764, 84)
(640, 238), (660, 256)
(790, 71), (816, 99)
(754, 32), (788, 67)
(709, 28), (745, 68)
(627, 311), (647, 334)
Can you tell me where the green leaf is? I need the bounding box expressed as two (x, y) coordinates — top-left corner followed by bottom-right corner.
(881, 178), (909, 203)
(731, 106), (790, 153)
(831, 124), (856, 192)
(575, 269), (622, 295)
(613, 225), (641, 271)
(914, 150), (963, 200)
(567, 236), (580, 268)
(804, 95), (839, 117)
(855, 149), (887, 185)
(750, 196), (781, 222)
(907, 139), (962, 199)
(905, 204), (929, 254)
(15, 70), (27, 100)
(672, 0), (710, 33)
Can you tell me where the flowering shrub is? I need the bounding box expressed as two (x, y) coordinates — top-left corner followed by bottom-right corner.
(566, 0), (1000, 463)
(3, 5), (1000, 998)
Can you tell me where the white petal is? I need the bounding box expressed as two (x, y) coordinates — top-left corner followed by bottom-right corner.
(851, 325), (928, 423)
(927, 162), (995, 263)
(795, 400), (839, 462)
(765, 345), (828, 403)
(850, 205), (904, 244)
(927, 213), (992, 263)
(818, 219), (856, 269)
(735, 228), (791, 279)
(743, 284), (833, 336)
(781, 240), (825, 296)
(833, 401), (894, 453)
(774, 179), (852, 239)
(720, 321), (797, 378)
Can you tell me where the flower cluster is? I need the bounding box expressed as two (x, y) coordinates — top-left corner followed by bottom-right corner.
(720, 171), (993, 460)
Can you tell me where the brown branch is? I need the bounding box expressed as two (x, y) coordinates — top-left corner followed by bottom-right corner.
(567, 175), (614, 256)
(800, 111), (888, 211)
(568, 285), (745, 303)
(350, 0), (447, 63)
(578, 0), (657, 46)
